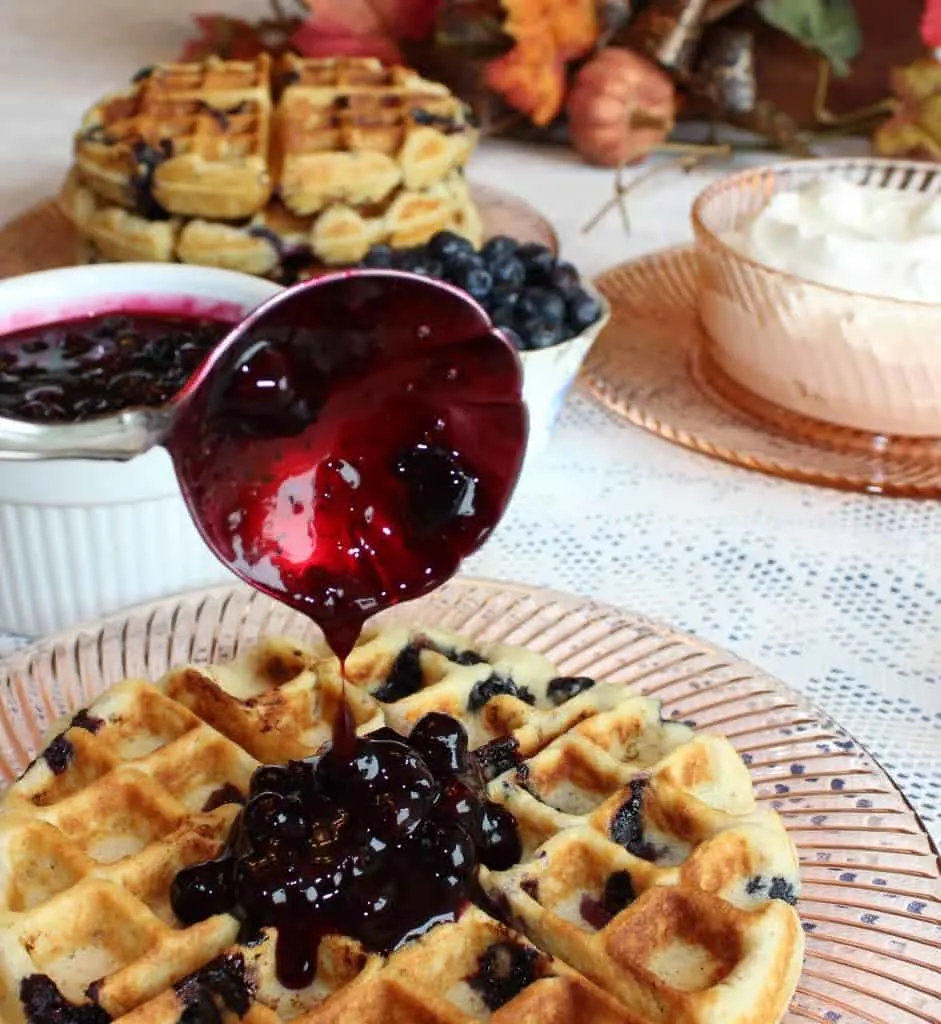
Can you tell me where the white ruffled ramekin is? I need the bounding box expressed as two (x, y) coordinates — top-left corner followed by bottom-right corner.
(0, 264), (280, 636)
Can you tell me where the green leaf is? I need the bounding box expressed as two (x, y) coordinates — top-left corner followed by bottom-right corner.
(755, 0), (862, 77)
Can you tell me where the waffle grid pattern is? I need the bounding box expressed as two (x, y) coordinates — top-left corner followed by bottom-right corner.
(62, 53), (481, 273)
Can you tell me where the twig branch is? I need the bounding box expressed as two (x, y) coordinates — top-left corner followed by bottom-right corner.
(581, 143), (733, 236)
(812, 57), (893, 128)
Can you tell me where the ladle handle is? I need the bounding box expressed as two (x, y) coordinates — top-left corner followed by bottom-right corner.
(0, 408), (174, 461)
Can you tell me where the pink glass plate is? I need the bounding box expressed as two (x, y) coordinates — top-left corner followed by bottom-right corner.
(0, 577), (937, 1024)
(584, 247), (941, 498)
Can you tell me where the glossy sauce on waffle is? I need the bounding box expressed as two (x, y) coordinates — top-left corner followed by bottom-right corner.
(0, 626), (804, 1023)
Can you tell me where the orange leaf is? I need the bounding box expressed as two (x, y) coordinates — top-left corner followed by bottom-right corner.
(485, 0), (598, 124)
(485, 26), (566, 125)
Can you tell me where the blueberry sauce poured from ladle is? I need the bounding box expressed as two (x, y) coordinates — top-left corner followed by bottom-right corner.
(167, 269), (528, 663)
(163, 271), (528, 990)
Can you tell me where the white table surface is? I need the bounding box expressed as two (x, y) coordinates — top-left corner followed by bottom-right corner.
(1, 0), (939, 843)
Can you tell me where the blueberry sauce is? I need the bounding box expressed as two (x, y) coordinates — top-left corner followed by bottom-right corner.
(170, 713), (522, 990)
(163, 272), (527, 993)
(0, 314), (229, 423)
(168, 271), (527, 663)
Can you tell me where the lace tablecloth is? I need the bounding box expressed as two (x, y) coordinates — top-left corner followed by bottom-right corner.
(1, 0), (939, 842)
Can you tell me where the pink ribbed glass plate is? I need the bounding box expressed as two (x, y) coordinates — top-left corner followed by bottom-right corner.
(584, 247), (941, 498)
(0, 577), (937, 1024)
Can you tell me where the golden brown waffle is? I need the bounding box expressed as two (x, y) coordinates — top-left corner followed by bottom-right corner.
(75, 56), (274, 221)
(70, 54), (479, 231)
(0, 625), (802, 1023)
(59, 167), (483, 277)
(276, 54), (478, 217)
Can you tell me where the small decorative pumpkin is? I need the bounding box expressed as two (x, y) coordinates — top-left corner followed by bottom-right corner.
(566, 47), (677, 166)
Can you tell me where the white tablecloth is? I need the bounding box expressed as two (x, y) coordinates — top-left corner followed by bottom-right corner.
(1, 0), (939, 842)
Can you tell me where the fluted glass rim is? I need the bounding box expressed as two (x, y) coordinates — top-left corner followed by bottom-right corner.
(691, 157), (941, 310)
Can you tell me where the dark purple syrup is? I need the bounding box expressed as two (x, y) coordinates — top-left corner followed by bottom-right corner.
(170, 714), (522, 989)
(164, 271), (528, 990)
(167, 271), (527, 663)
(0, 314), (229, 423)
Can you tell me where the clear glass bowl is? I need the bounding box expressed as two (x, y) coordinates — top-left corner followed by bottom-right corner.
(692, 158), (941, 446)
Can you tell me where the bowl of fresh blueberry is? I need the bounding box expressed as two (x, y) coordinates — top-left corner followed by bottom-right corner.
(357, 232), (610, 454)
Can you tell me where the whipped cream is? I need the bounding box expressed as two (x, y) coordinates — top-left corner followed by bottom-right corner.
(726, 179), (941, 304)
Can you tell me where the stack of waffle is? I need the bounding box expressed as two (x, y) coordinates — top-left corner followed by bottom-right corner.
(58, 54), (482, 281)
(0, 624), (803, 1023)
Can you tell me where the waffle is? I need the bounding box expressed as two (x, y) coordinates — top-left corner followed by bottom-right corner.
(59, 167), (483, 276)
(70, 54), (479, 229)
(276, 54), (478, 216)
(75, 56), (274, 221)
(0, 624), (803, 1023)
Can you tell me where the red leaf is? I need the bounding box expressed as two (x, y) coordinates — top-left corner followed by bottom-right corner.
(304, 0), (440, 44)
(922, 0), (941, 50)
(292, 18), (406, 63)
(178, 14), (269, 61)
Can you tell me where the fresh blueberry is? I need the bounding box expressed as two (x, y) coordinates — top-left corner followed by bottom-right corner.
(566, 287), (603, 331)
(489, 295), (518, 326)
(517, 287), (566, 326)
(481, 235), (518, 264)
(362, 244), (395, 269)
(515, 315), (563, 351)
(499, 326), (525, 352)
(442, 250), (484, 280)
(428, 230), (475, 262)
(393, 247), (428, 272)
(450, 264), (493, 303)
(489, 256), (526, 297)
(550, 261), (582, 297)
(517, 242), (555, 283)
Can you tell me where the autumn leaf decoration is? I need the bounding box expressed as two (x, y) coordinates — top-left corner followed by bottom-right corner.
(178, 0), (442, 66)
(922, 0), (941, 50)
(485, 0), (600, 126)
(293, 0), (442, 64)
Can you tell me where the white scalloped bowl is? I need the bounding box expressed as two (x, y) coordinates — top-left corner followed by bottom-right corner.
(0, 263), (280, 637)
(516, 285), (610, 458)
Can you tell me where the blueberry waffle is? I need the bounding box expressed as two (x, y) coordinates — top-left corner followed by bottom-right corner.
(275, 54), (477, 216)
(65, 53), (481, 269)
(60, 167), (482, 276)
(0, 625), (803, 1023)
(74, 55), (274, 221)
